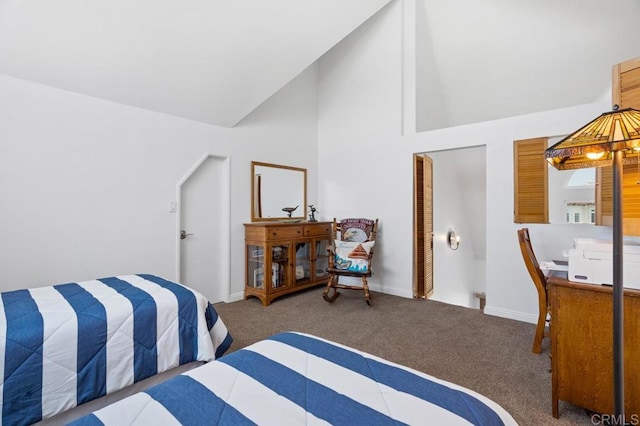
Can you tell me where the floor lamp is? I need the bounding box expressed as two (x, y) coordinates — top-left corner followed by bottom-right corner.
(545, 106), (640, 420)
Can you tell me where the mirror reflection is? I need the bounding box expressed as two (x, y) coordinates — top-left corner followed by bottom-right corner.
(548, 136), (595, 224)
(251, 161), (307, 222)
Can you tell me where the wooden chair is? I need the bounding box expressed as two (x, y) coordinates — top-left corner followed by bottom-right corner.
(323, 218), (378, 305)
(517, 228), (550, 354)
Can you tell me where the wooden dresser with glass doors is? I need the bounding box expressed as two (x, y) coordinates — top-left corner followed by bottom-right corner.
(244, 221), (332, 305)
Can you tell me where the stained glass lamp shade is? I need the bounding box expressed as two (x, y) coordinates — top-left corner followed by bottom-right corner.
(545, 107), (640, 169)
(544, 106), (640, 420)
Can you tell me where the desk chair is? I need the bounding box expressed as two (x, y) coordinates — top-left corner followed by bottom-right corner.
(323, 218), (378, 305)
(517, 228), (549, 354)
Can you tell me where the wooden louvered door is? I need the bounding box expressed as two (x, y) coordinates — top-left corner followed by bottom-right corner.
(613, 57), (640, 108)
(514, 138), (549, 223)
(597, 163), (640, 234)
(596, 166), (613, 226)
(414, 154), (433, 299)
(597, 57), (640, 235)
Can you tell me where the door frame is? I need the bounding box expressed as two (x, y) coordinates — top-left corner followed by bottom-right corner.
(420, 145), (488, 309)
(175, 153), (231, 302)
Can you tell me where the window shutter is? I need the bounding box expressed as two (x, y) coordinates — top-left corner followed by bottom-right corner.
(598, 57), (640, 234)
(596, 166), (613, 226)
(514, 138), (548, 223)
(413, 154), (433, 299)
(414, 155), (425, 298)
(613, 57), (640, 109)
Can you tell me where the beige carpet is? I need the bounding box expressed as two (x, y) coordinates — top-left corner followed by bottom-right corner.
(214, 286), (595, 425)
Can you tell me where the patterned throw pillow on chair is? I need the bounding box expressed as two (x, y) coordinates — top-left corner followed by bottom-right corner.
(341, 219), (375, 242)
(334, 240), (375, 272)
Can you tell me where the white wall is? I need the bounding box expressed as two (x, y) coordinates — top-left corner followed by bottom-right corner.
(415, 0), (448, 131)
(412, 106), (613, 322)
(0, 64), (319, 295)
(317, 0), (613, 323)
(416, 0), (640, 128)
(317, 0), (405, 293)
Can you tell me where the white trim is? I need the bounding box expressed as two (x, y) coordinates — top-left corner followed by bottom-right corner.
(219, 156), (231, 303)
(368, 283), (413, 299)
(483, 305), (537, 325)
(227, 291), (245, 303)
(175, 153), (232, 303)
(401, 0), (416, 136)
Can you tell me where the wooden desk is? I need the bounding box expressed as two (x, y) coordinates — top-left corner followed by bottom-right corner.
(548, 276), (640, 417)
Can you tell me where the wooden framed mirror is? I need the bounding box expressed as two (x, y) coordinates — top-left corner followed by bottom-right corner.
(251, 161), (307, 222)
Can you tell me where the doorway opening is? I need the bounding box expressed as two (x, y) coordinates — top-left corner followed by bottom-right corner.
(413, 146), (487, 309)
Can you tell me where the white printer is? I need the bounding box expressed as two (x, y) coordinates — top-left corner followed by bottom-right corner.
(568, 238), (640, 289)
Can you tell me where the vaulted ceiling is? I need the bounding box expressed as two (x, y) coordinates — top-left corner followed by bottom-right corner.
(0, 0), (392, 127)
(417, 0), (640, 129)
(1, 0), (639, 129)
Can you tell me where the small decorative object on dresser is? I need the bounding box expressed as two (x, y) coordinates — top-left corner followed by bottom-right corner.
(244, 221), (331, 305)
(308, 204), (318, 222)
(281, 205), (299, 218)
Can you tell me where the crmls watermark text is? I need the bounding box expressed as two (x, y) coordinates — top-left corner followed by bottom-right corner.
(591, 413), (640, 425)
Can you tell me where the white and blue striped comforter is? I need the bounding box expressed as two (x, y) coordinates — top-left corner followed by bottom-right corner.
(72, 332), (517, 426)
(0, 274), (233, 426)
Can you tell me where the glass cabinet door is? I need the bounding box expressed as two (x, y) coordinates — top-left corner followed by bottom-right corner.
(247, 244), (265, 289)
(270, 243), (291, 291)
(294, 241), (311, 286)
(314, 238), (331, 281)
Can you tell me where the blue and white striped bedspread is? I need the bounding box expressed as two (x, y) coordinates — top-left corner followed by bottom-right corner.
(0, 274), (233, 426)
(73, 332), (517, 425)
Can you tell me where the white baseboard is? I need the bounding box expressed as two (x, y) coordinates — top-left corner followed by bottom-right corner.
(227, 291), (244, 303)
(368, 284), (413, 299)
(228, 288), (536, 326)
(483, 305), (537, 324)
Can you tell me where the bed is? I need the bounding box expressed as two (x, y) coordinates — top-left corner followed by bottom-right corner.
(0, 274), (232, 426)
(71, 332), (517, 425)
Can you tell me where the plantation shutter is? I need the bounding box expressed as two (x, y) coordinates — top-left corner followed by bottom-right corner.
(413, 155), (433, 299)
(597, 57), (640, 234)
(514, 137), (548, 223)
(423, 156), (434, 298)
(596, 166), (613, 226)
(613, 57), (640, 109)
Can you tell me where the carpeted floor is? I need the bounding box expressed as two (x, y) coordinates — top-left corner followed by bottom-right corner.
(214, 286), (595, 425)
